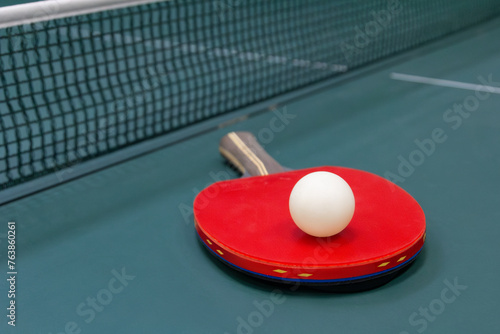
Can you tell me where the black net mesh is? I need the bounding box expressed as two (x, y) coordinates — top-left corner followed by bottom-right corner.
(1, 0), (499, 189)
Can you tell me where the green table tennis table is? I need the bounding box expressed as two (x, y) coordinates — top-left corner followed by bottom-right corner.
(1, 1), (499, 333)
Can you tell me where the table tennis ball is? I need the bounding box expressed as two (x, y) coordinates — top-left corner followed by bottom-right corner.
(289, 171), (355, 237)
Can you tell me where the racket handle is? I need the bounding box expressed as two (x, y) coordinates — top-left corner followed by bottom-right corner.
(219, 132), (286, 176)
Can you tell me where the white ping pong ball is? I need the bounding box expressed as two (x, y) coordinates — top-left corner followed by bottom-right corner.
(289, 171), (355, 238)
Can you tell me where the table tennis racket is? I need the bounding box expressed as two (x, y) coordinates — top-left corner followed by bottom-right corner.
(194, 131), (426, 291)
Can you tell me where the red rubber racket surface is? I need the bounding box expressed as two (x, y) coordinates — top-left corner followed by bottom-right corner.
(194, 166), (425, 283)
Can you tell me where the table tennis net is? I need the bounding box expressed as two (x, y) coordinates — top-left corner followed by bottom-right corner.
(1, 0), (499, 190)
